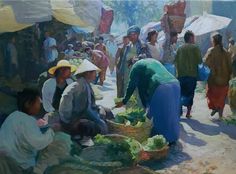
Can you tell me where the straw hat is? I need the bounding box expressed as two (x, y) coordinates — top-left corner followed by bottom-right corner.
(74, 59), (100, 75)
(48, 60), (77, 75)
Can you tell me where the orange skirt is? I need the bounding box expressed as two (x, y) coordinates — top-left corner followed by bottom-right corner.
(206, 85), (228, 110)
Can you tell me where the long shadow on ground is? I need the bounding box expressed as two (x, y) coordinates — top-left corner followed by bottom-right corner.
(181, 118), (220, 136)
(211, 120), (236, 140)
(179, 123), (207, 147)
(140, 142), (191, 171)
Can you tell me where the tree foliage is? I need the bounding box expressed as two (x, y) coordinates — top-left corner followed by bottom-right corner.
(103, 0), (172, 27)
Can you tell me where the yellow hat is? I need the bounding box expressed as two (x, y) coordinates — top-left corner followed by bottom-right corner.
(74, 59), (101, 75)
(48, 60), (77, 75)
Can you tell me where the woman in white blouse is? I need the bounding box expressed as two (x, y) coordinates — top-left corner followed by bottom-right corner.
(146, 30), (162, 62)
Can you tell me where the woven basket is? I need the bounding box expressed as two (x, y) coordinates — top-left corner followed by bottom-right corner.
(139, 145), (169, 161)
(106, 119), (152, 143)
(169, 15), (186, 33)
(108, 165), (157, 174)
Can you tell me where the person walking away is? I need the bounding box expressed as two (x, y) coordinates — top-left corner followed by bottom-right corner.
(43, 31), (58, 68)
(84, 47), (109, 86)
(0, 88), (55, 173)
(204, 33), (232, 119)
(95, 36), (107, 54)
(106, 35), (118, 74)
(115, 36), (130, 98)
(146, 30), (162, 61)
(228, 38), (236, 77)
(175, 31), (202, 118)
(115, 59), (180, 144)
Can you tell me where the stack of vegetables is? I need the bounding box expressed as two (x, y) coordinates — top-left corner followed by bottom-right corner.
(68, 58), (82, 67)
(70, 134), (142, 174)
(141, 135), (169, 161)
(107, 98), (151, 142)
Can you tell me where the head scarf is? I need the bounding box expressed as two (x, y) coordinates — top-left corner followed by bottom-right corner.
(127, 25), (141, 36)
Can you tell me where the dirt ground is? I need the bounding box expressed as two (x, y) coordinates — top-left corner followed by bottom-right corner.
(97, 71), (236, 174)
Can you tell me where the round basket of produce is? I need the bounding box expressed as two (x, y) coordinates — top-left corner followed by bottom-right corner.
(74, 134), (143, 173)
(139, 135), (169, 161)
(108, 165), (157, 174)
(107, 108), (152, 142)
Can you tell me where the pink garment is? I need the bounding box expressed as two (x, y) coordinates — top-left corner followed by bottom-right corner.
(92, 50), (110, 68)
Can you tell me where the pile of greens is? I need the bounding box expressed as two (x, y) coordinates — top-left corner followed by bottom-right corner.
(94, 135), (141, 166)
(115, 108), (146, 127)
(143, 135), (167, 151)
(69, 58), (82, 67)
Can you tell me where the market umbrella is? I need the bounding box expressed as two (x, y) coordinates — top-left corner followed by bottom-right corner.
(179, 13), (232, 37)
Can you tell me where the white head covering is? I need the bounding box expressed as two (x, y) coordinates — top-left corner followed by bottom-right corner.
(74, 59), (100, 75)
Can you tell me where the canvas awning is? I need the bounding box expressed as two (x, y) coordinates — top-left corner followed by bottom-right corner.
(0, 0), (102, 33)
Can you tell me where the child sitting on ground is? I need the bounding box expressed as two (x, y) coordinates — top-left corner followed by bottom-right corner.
(0, 88), (55, 173)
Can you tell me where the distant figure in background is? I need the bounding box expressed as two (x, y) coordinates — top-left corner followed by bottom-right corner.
(146, 30), (162, 61)
(162, 32), (178, 64)
(95, 36), (107, 54)
(228, 38), (236, 76)
(43, 31), (58, 67)
(204, 33), (232, 119)
(84, 47), (109, 86)
(115, 35), (130, 98)
(175, 31), (202, 118)
(5, 36), (18, 78)
(106, 35), (118, 74)
(64, 44), (75, 59)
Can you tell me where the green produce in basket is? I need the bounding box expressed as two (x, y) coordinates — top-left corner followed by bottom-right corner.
(143, 135), (167, 151)
(115, 108), (146, 127)
(93, 135), (141, 166)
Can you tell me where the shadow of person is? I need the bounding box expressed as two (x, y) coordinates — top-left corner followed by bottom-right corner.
(181, 118), (220, 136)
(211, 119), (236, 140)
(179, 123), (207, 147)
(140, 141), (192, 170)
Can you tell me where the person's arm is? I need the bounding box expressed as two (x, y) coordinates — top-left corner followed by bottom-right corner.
(49, 38), (57, 49)
(196, 46), (202, 64)
(203, 49), (212, 67)
(23, 119), (54, 150)
(115, 48), (122, 65)
(42, 80), (55, 113)
(122, 66), (138, 104)
(59, 84), (74, 123)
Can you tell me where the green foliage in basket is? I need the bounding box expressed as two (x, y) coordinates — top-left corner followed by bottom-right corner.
(94, 135), (141, 166)
(115, 108), (146, 127)
(143, 135), (167, 151)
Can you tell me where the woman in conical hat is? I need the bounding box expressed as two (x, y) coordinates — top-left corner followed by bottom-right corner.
(42, 60), (76, 113)
(59, 59), (113, 139)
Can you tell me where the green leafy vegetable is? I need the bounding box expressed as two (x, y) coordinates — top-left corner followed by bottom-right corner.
(143, 135), (167, 151)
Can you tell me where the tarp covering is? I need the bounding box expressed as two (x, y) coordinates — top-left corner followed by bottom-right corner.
(3, 0), (52, 23)
(179, 13), (232, 37)
(0, 0), (103, 33)
(0, 5), (32, 32)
